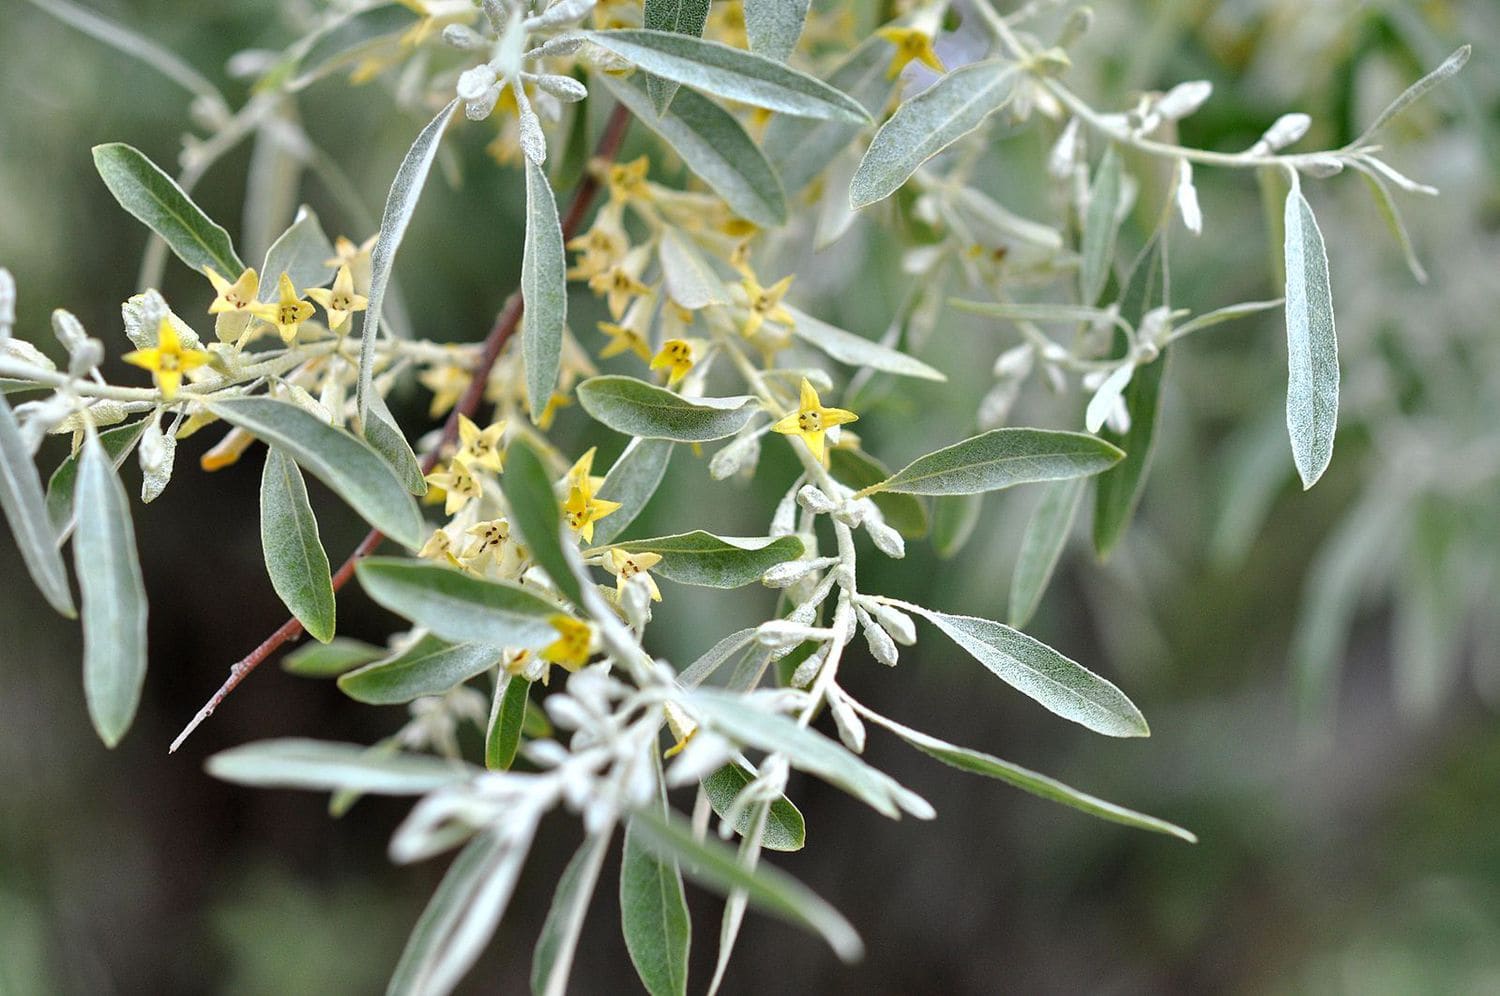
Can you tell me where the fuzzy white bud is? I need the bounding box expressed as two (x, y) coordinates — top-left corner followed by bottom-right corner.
(1156, 80), (1212, 121)
(1253, 113), (1311, 154)
(865, 516), (906, 559)
(796, 484), (836, 514)
(863, 601), (917, 645)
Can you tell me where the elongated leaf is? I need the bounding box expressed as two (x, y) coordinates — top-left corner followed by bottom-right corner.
(658, 227), (730, 309)
(1079, 145), (1123, 306)
(604, 532), (802, 587)
(849, 60), (1018, 209)
(46, 420), (149, 531)
(257, 205), (337, 301)
(857, 428), (1123, 497)
(1352, 45), (1471, 147)
(951, 299), (1130, 332)
(863, 710), (1195, 842)
(283, 637), (384, 678)
(643, 0), (711, 111)
(785, 306), (944, 381)
(1353, 164), (1426, 284)
(745, 0), (809, 62)
(523, 158), (568, 421)
(281, 3), (420, 91)
(74, 432), (147, 746)
(357, 98), (458, 425)
(1166, 299), (1283, 343)
(207, 738), (474, 793)
(499, 439), (584, 606)
(532, 831), (611, 996)
(905, 604), (1148, 737)
(577, 376), (757, 442)
(364, 392), (428, 495)
(486, 675), (529, 771)
(583, 30), (868, 123)
(355, 557), (560, 649)
(828, 447), (929, 539)
(1094, 351), (1167, 558)
(1282, 185), (1339, 489)
(621, 819), (691, 996)
(388, 829), (532, 996)
(591, 438), (674, 546)
(599, 73), (787, 228)
(931, 493), (982, 559)
(702, 763), (805, 851)
(207, 396), (424, 548)
(339, 634), (504, 705)
(1009, 478), (1083, 627)
(689, 689), (933, 819)
(260, 447), (336, 643)
(630, 810), (862, 962)
(677, 628), (757, 688)
(0, 394), (74, 616)
(92, 143), (243, 277)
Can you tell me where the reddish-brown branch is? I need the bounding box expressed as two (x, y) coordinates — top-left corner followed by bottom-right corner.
(169, 105), (633, 753)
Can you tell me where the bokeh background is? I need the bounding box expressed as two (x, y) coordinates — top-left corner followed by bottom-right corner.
(2, 1), (1498, 993)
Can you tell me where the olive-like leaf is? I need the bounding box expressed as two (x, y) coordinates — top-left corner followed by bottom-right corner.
(260, 446), (336, 643)
(1079, 145), (1123, 307)
(1282, 183), (1339, 489)
(744, 0), (810, 62)
(785, 306), (944, 382)
(856, 428), (1123, 498)
(523, 157), (568, 422)
(1094, 352), (1167, 558)
(603, 532), (802, 588)
(486, 675), (530, 771)
(701, 762), (806, 851)
(355, 557), (561, 649)
(92, 142), (243, 277)
(0, 393), (75, 616)
(206, 738), (475, 793)
(591, 437), (674, 547)
(338, 634), (505, 705)
(532, 831), (611, 996)
(621, 818), (691, 996)
(1009, 478), (1084, 628)
(498, 439), (585, 606)
(577, 375), (758, 442)
(642, 0), (711, 111)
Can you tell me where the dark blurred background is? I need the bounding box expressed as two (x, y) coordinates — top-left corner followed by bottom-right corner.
(3, 1), (1499, 993)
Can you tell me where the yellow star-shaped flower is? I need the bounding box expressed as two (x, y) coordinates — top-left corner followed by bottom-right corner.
(772, 377), (858, 463)
(424, 457), (482, 516)
(606, 548), (663, 602)
(607, 155), (651, 204)
(418, 363), (471, 418)
(540, 614), (595, 673)
(597, 320), (652, 361)
(649, 338), (698, 388)
(562, 485), (620, 545)
(306, 264), (369, 333)
(122, 317), (211, 400)
(564, 447), (607, 495)
(740, 271), (795, 338)
(456, 414), (506, 473)
(533, 391), (572, 430)
(875, 26), (947, 79)
(325, 234), (377, 294)
(589, 265), (652, 321)
(252, 272), (315, 344)
(204, 266), (260, 316)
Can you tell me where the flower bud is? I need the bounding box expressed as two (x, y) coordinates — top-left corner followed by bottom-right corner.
(796, 484), (836, 514)
(1156, 80), (1212, 121)
(857, 607), (899, 666)
(865, 516), (906, 559)
(863, 601), (917, 645)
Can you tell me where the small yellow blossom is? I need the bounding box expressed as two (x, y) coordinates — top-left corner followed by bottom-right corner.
(204, 266), (260, 316)
(200, 426), (255, 472)
(562, 485), (620, 545)
(740, 271), (795, 338)
(607, 155), (652, 204)
(875, 26), (946, 79)
(607, 548), (663, 602)
(462, 518), (518, 573)
(772, 377), (859, 463)
(663, 700), (698, 757)
(457, 414), (506, 473)
(502, 648), (534, 678)
(597, 321), (652, 362)
(589, 264), (652, 321)
(564, 447), (606, 495)
(650, 338), (698, 388)
(122, 317), (210, 400)
(252, 272), (315, 345)
(326, 234), (377, 294)
(533, 391), (572, 430)
(566, 205), (628, 281)
(541, 614), (595, 673)
(419, 363), (471, 418)
(418, 527), (465, 569)
(306, 264), (369, 332)
(425, 458), (482, 516)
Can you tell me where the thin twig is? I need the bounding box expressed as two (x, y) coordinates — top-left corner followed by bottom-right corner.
(170, 104), (633, 753)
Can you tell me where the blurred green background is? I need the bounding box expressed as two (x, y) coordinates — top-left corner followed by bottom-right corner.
(2, 1), (1498, 993)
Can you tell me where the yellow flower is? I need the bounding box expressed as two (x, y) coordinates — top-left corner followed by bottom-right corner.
(122, 317), (211, 400)
(607, 548), (662, 602)
(306, 264), (369, 333)
(419, 363), (471, 418)
(597, 321), (652, 362)
(650, 338), (697, 388)
(425, 457), (481, 516)
(204, 266), (260, 316)
(607, 155), (652, 204)
(534, 391), (572, 430)
(564, 447), (606, 495)
(541, 614), (594, 673)
(326, 234), (377, 294)
(252, 272), (316, 345)
(662, 701), (698, 757)
(589, 264), (652, 321)
(740, 271), (795, 338)
(199, 426), (254, 472)
(457, 414), (506, 473)
(562, 485), (620, 545)
(463, 518), (522, 574)
(418, 527), (465, 570)
(772, 377), (858, 463)
(566, 205), (628, 281)
(875, 26), (946, 79)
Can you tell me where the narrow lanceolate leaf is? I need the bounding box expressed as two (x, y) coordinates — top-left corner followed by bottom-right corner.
(207, 397), (424, 548)
(363, 393), (428, 496)
(0, 394), (75, 616)
(591, 438), (674, 547)
(357, 98), (458, 426)
(599, 73), (787, 228)
(278, 3), (421, 91)
(905, 605), (1149, 737)
(643, 0), (711, 111)
(1094, 351), (1167, 559)
(1009, 478), (1084, 628)
(486, 675), (529, 771)
(849, 60), (1018, 209)
(498, 439), (584, 607)
(522, 158), (567, 421)
(260, 447), (336, 643)
(355, 558), (560, 650)
(46, 420), (150, 531)
(745, 0), (810, 62)
(932, 493), (983, 559)
(622, 819), (691, 996)
(1353, 163), (1427, 284)
(283, 637), (385, 678)
(857, 428), (1123, 498)
(629, 810), (863, 962)
(828, 447), (929, 539)
(577, 376), (757, 442)
(690, 689), (934, 820)
(785, 306), (945, 381)
(532, 831), (611, 996)
(206, 738), (475, 793)
(388, 829), (533, 996)
(658, 227), (729, 309)
(1352, 45), (1471, 147)
(604, 532), (803, 588)
(583, 30), (869, 123)
(92, 143), (243, 277)
(1079, 145), (1124, 306)
(863, 710), (1195, 842)
(257, 205), (336, 302)
(1282, 185), (1339, 489)
(338, 634), (505, 705)
(702, 763), (806, 851)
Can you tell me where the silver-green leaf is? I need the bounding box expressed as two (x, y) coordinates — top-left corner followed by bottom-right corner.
(621, 818), (691, 996)
(1282, 184), (1339, 489)
(701, 763), (806, 851)
(260, 446), (336, 643)
(206, 738), (474, 793)
(1079, 144), (1123, 307)
(785, 306), (944, 381)
(532, 831), (611, 996)
(577, 375), (758, 442)
(338, 634), (505, 705)
(857, 428), (1123, 497)
(744, 0), (809, 62)
(0, 394), (75, 616)
(92, 142), (243, 278)
(523, 157), (568, 422)
(355, 557), (560, 649)
(642, 0), (711, 111)
(1008, 478), (1084, 628)
(498, 439), (585, 606)
(590, 438), (674, 547)
(603, 532), (803, 588)
(257, 205), (337, 302)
